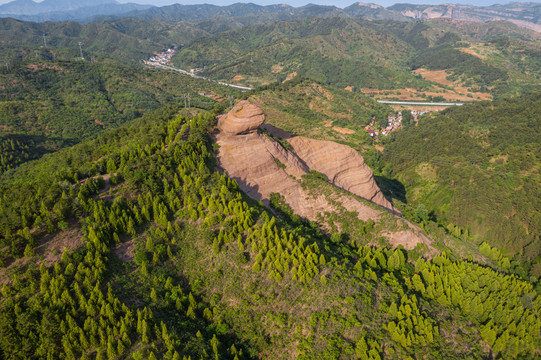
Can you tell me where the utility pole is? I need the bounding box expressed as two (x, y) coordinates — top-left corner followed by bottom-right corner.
(78, 42), (84, 60)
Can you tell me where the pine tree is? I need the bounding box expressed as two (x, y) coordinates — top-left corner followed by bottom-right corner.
(24, 244), (35, 257)
(212, 238), (221, 254)
(107, 338), (116, 360)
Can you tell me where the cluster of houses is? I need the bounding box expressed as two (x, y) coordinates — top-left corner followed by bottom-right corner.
(366, 110), (428, 137)
(144, 48), (177, 65)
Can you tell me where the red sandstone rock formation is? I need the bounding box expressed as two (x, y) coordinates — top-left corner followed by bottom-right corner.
(215, 101), (431, 250)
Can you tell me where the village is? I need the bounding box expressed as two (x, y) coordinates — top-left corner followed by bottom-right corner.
(143, 47), (179, 66)
(365, 110), (426, 137)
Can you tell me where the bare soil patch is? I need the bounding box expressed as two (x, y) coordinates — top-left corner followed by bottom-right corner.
(459, 48), (484, 59)
(384, 220), (437, 256)
(271, 64), (284, 73)
(38, 223), (84, 266)
(282, 72), (298, 83)
(333, 126), (355, 134)
(344, 86), (354, 92)
(412, 69), (454, 86)
(374, 144), (385, 152)
(0, 220), (84, 284)
(25, 63), (63, 71)
(114, 240), (135, 262)
(232, 75), (245, 82)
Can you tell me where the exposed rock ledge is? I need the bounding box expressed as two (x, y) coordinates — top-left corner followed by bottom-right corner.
(288, 136), (394, 212)
(217, 100), (394, 212)
(215, 101), (431, 250)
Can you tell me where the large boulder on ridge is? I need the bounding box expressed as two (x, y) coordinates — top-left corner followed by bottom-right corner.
(218, 100), (265, 135)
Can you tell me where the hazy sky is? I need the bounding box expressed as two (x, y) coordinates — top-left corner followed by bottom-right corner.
(0, 0), (535, 8)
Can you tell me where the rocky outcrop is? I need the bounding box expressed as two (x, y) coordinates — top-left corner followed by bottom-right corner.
(214, 101), (434, 250)
(215, 101), (396, 215)
(287, 136), (394, 211)
(218, 100), (265, 135)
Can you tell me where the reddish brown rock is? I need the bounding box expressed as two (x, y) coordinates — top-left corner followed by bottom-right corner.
(217, 100), (265, 135)
(214, 102), (430, 251)
(287, 137), (395, 212)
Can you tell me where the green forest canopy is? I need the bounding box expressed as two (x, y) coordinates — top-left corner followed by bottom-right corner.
(383, 92), (541, 266)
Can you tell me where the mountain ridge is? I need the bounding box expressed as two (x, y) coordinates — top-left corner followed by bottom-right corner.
(0, 0), (153, 22)
(1, 1), (539, 32)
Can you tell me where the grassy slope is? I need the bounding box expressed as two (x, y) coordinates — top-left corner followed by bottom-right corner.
(244, 78), (390, 151)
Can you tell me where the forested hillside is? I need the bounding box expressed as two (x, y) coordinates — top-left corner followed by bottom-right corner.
(174, 17), (426, 90)
(173, 17), (541, 99)
(383, 92), (541, 273)
(0, 56), (240, 174)
(0, 104), (539, 359)
(1, 6), (540, 359)
(0, 17), (206, 65)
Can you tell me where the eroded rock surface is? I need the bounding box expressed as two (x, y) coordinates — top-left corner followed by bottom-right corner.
(215, 101), (429, 250)
(218, 100), (265, 135)
(288, 136), (395, 212)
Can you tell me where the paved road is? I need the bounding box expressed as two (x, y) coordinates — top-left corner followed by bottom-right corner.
(377, 100), (464, 106)
(146, 62), (253, 91)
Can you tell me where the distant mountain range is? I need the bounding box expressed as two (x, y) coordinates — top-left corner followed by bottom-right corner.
(388, 2), (541, 32)
(0, 1), (539, 31)
(0, 0), (153, 22)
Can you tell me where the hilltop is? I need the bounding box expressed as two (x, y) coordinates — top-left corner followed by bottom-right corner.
(0, 97), (539, 359)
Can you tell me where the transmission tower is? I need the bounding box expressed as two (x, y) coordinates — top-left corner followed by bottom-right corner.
(43, 34), (47, 47)
(229, 96), (234, 108)
(183, 94), (191, 108)
(78, 42), (84, 60)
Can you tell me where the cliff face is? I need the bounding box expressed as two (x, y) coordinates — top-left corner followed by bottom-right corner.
(287, 136), (394, 211)
(215, 101), (432, 250)
(216, 100), (394, 212)
(388, 3), (541, 32)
